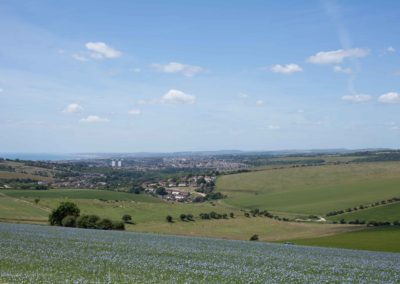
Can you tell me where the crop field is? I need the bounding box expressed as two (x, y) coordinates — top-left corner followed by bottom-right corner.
(294, 227), (400, 253)
(217, 162), (400, 215)
(0, 223), (399, 283)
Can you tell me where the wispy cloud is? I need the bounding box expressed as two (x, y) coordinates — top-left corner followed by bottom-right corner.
(63, 103), (83, 114)
(256, 100), (264, 106)
(152, 62), (204, 77)
(128, 109), (142, 115)
(85, 42), (122, 59)
(378, 92), (400, 104)
(334, 66), (352, 74)
(308, 48), (369, 64)
(342, 94), (371, 102)
(80, 115), (109, 123)
(271, 64), (303, 74)
(161, 89), (196, 104)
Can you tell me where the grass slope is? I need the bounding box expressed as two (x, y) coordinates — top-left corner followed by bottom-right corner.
(1, 189), (161, 202)
(294, 227), (400, 253)
(217, 162), (400, 215)
(329, 202), (400, 222)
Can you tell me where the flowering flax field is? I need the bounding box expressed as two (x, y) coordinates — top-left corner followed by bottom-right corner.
(0, 223), (399, 283)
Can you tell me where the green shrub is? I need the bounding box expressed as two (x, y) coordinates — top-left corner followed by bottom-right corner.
(49, 202), (80, 226)
(61, 215), (76, 227)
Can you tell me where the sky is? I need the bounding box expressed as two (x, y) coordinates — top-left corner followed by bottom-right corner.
(0, 0), (399, 153)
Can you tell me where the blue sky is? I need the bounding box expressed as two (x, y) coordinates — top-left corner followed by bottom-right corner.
(0, 0), (399, 153)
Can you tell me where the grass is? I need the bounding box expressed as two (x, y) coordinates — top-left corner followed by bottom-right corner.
(217, 162), (400, 215)
(0, 188), (161, 202)
(329, 202), (400, 222)
(294, 227), (400, 253)
(0, 194), (48, 222)
(0, 188), (358, 242)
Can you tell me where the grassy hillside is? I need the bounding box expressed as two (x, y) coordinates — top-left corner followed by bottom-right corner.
(0, 188), (358, 242)
(294, 227), (400, 253)
(217, 162), (400, 215)
(1, 189), (161, 202)
(329, 202), (400, 223)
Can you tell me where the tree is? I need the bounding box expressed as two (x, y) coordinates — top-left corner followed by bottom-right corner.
(166, 215), (173, 223)
(186, 214), (194, 221)
(76, 215), (100, 229)
(180, 214), (187, 221)
(229, 212), (235, 218)
(34, 198), (40, 204)
(49, 202), (80, 226)
(122, 214), (133, 224)
(156, 187), (167, 196)
(250, 234), (259, 241)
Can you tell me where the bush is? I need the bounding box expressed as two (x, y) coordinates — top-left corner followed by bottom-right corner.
(166, 215), (173, 223)
(49, 202), (80, 226)
(61, 215), (76, 227)
(249, 234), (259, 241)
(186, 214), (194, 221)
(122, 214), (133, 223)
(111, 221), (125, 230)
(230, 212), (235, 218)
(96, 218), (113, 230)
(76, 215), (100, 229)
(180, 214), (187, 221)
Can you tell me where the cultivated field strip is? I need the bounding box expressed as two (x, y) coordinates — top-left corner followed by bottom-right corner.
(0, 223), (399, 283)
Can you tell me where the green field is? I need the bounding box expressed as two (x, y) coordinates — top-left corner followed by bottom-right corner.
(217, 162), (400, 215)
(329, 202), (400, 222)
(294, 227), (400, 253)
(0, 188), (357, 242)
(0, 188), (161, 202)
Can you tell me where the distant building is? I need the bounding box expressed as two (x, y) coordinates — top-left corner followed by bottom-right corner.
(111, 160), (116, 167)
(117, 160), (122, 167)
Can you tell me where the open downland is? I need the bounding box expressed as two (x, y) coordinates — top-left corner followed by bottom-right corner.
(0, 189), (360, 242)
(294, 227), (400, 253)
(217, 162), (400, 215)
(329, 202), (400, 223)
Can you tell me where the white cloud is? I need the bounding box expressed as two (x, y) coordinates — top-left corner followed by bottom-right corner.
(256, 100), (264, 106)
(238, 93), (249, 99)
(80, 115), (109, 123)
(63, 103), (83, 114)
(72, 54), (89, 62)
(341, 94), (371, 102)
(267, 125), (280, 130)
(308, 48), (369, 64)
(152, 62), (203, 77)
(161, 89), (196, 104)
(333, 65), (352, 74)
(271, 64), (303, 74)
(387, 46), (396, 53)
(85, 42), (122, 59)
(128, 109), (142, 115)
(378, 92), (400, 104)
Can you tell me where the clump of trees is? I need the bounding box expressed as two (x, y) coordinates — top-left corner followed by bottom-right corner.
(49, 202), (125, 231)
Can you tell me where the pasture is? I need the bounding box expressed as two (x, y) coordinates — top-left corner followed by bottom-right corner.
(217, 162), (400, 215)
(329, 202), (400, 223)
(295, 227), (400, 253)
(0, 223), (399, 283)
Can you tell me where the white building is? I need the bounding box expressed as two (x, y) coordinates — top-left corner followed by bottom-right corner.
(111, 160), (116, 167)
(117, 160), (122, 167)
